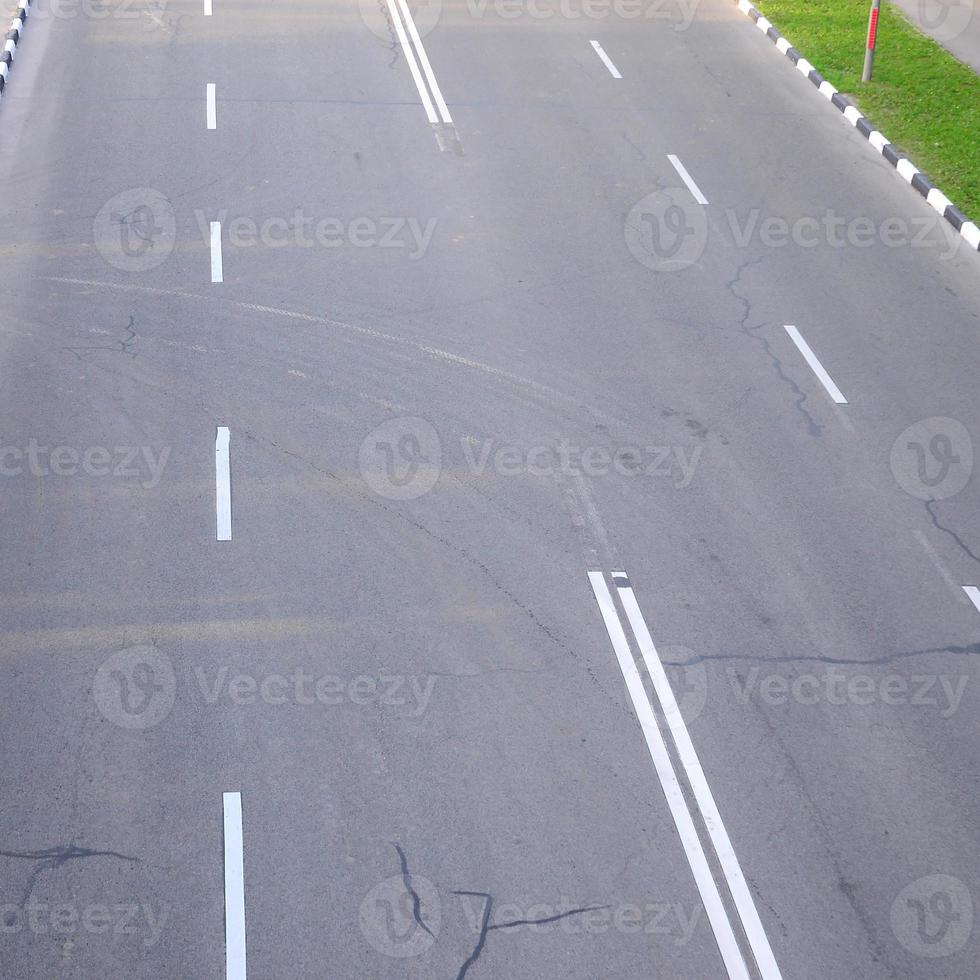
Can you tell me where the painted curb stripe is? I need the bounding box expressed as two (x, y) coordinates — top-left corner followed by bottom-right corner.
(0, 0), (29, 100)
(732, 0), (980, 253)
(0, 0), (31, 95)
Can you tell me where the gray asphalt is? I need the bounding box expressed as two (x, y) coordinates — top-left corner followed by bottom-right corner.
(0, 0), (979, 977)
(889, 0), (980, 74)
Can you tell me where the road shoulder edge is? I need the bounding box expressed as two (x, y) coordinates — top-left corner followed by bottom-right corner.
(731, 0), (980, 255)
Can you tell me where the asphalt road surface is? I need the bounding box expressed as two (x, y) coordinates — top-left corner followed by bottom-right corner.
(0, 0), (979, 977)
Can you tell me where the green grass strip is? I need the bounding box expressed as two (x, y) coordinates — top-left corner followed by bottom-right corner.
(751, 0), (980, 218)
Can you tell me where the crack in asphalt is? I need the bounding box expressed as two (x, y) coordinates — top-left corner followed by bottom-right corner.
(661, 642), (980, 668)
(238, 428), (583, 677)
(452, 890), (607, 979)
(122, 314), (138, 355)
(621, 132), (647, 160)
(489, 904), (609, 931)
(751, 325), (822, 437)
(394, 843), (435, 938)
(924, 498), (980, 565)
(63, 314), (139, 361)
(453, 891), (492, 980)
(0, 843), (137, 910)
(389, 850), (608, 980)
(377, 0), (400, 68)
(727, 254), (822, 438)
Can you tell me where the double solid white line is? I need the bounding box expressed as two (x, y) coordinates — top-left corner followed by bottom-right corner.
(589, 571), (782, 980)
(386, 0), (451, 125)
(223, 792), (247, 980)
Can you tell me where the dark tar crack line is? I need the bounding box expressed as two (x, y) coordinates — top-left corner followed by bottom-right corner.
(394, 842), (435, 937)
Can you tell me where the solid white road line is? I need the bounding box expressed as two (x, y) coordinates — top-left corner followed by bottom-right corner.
(588, 572), (752, 980)
(384, 0), (438, 124)
(204, 0), (211, 14)
(216, 427), (231, 541)
(223, 792), (247, 980)
(210, 221), (223, 283)
(784, 325), (848, 405)
(615, 576), (784, 980)
(589, 40), (622, 79)
(206, 83), (216, 129)
(963, 586), (980, 613)
(395, 0), (451, 123)
(667, 154), (709, 205)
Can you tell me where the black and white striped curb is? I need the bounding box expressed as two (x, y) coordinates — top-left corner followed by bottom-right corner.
(734, 0), (980, 253)
(0, 0), (31, 102)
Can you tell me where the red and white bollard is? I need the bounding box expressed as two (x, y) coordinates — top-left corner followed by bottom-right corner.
(862, 0), (881, 81)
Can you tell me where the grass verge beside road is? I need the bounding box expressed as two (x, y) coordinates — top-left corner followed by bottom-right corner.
(752, 0), (980, 218)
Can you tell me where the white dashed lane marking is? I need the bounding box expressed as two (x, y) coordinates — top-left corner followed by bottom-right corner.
(668, 154), (709, 205)
(784, 324), (848, 405)
(215, 426), (231, 541)
(589, 40), (622, 78)
(223, 792), (247, 979)
(210, 221), (223, 283)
